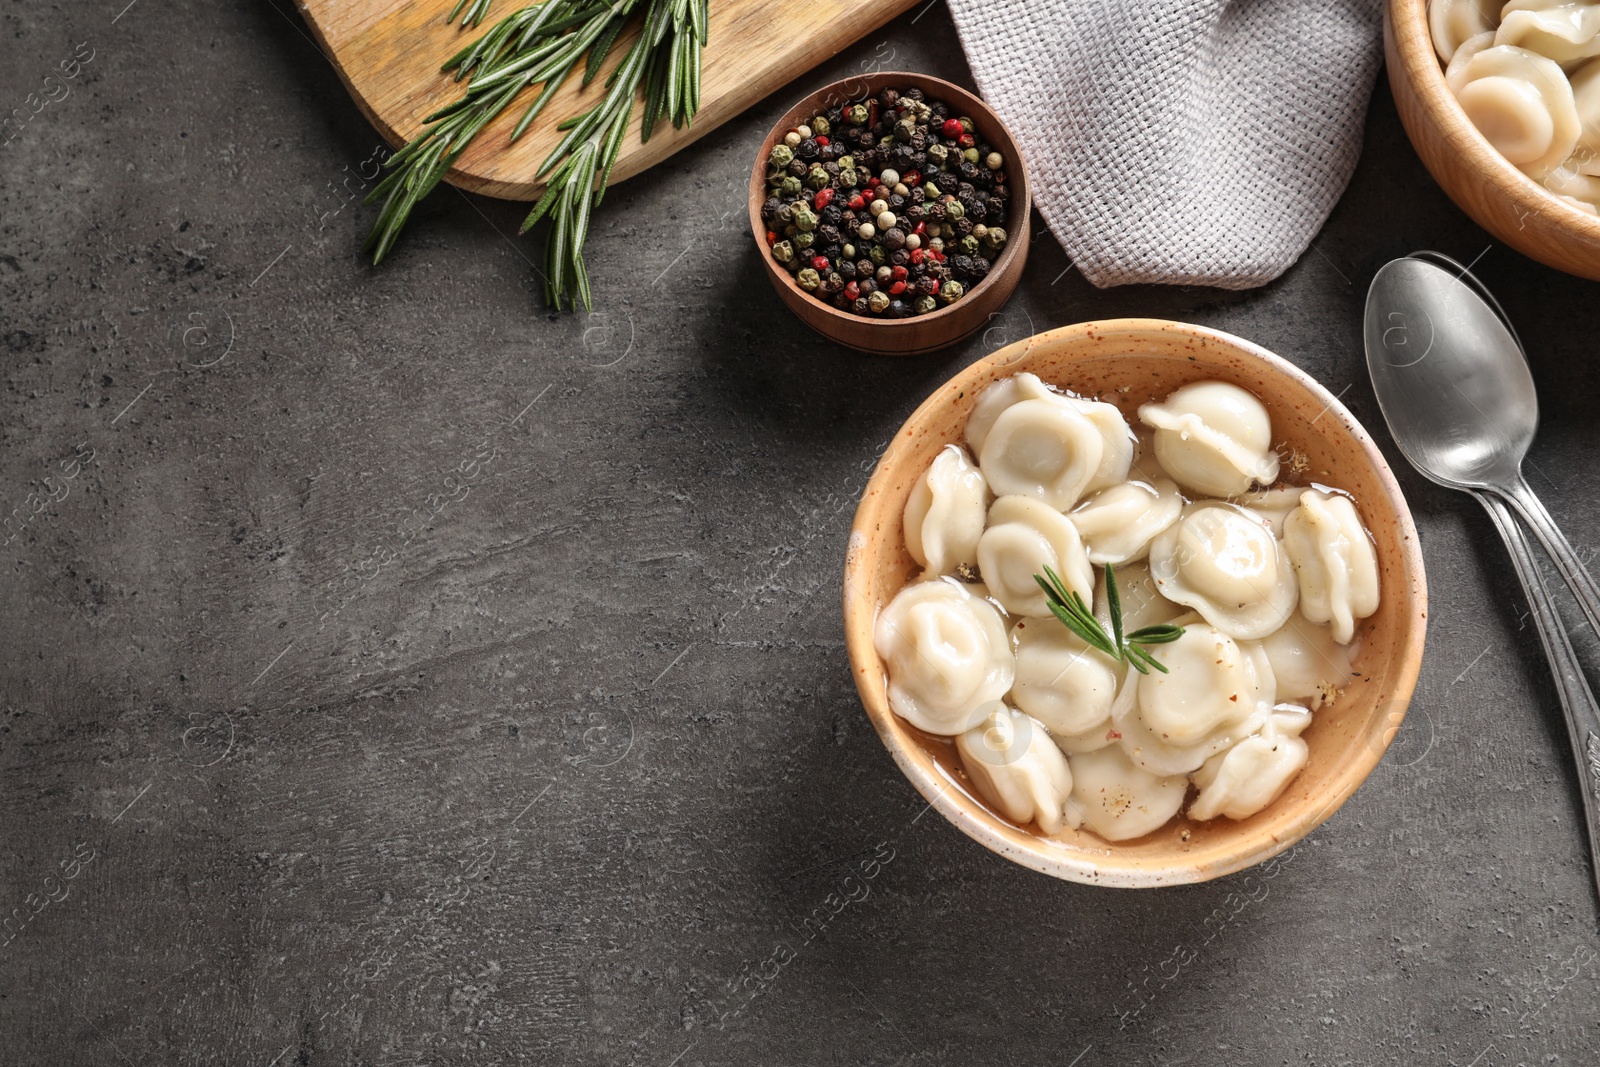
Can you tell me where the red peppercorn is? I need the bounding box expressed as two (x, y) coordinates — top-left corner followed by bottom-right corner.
(903, 171), (920, 187)
(844, 281), (860, 300)
(811, 255), (829, 271)
(866, 177), (880, 189)
(909, 248), (925, 265)
(913, 220), (926, 234)
(889, 280), (907, 296)
(814, 188), (834, 210)
(847, 194), (865, 211)
(891, 265), (908, 281)
(942, 118), (963, 139)
(959, 133), (975, 148)
(766, 230), (778, 246)
(815, 135), (829, 147)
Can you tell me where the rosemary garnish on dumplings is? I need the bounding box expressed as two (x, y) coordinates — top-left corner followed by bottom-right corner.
(1034, 564), (1185, 675)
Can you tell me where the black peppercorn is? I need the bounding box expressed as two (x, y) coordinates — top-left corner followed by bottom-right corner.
(839, 260), (857, 280)
(882, 227), (906, 251)
(881, 88), (899, 105)
(776, 203), (795, 225)
(954, 217), (974, 237)
(856, 258), (873, 276)
(821, 272), (845, 295)
(821, 205), (843, 226)
(787, 160), (807, 179)
(888, 247), (910, 266)
(858, 277), (875, 295)
(925, 201), (946, 222)
(910, 186), (927, 204)
(986, 198), (1005, 221)
(796, 138), (820, 161)
(892, 144), (914, 167)
(832, 293), (851, 311)
(967, 200), (987, 222)
(761, 197), (782, 224)
(972, 256), (992, 277)
(958, 161), (981, 183)
(818, 223), (841, 246)
(852, 297), (870, 315)
(916, 276), (939, 297)
(950, 254), (974, 277)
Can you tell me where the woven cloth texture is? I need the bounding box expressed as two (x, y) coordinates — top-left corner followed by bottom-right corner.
(944, 0), (1383, 289)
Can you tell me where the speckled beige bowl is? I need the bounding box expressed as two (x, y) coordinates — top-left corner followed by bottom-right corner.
(842, 319), (1428, 887)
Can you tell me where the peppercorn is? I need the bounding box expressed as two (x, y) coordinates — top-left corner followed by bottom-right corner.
(831, 293), (852, 311)
(914, 295), (938, 314)
(842, 242), (856, 259)
(869, 244), (886, 265)
(847, 103), (868, 125)
(944, 199), (965, 221)
(939, 280), (964, 303)
(971, 256), (992, 276)
(793, 232), (815, 250)
(817, 223), (841, 247)
(953, 216), (974, 236)
(857, 277), (874, 295)
(888, 248), (910, 267)
(867, 290), (891, 313)
(915, 276), (939, 297)
(806, 164), (830, 190)
(791, 203), (817, 232)
(852, 297), (870, 314)
(771, 240), (795, 264)
(882, 227), (906, 251)
(779, 175), (802, 197)
(983, 226), (1007, 251)
(821, 272), (844, 295)
(797, 268), (821, 291)
(812, 115), (831, 136)
(950, 253), (974, 277)
(856, 258), (873, 276)
(839, 260), (857, 280)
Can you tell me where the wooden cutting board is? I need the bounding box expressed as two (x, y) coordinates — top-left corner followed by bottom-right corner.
(299, 0), (923, 200)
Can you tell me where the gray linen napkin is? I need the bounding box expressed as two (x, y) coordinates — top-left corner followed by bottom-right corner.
(944, 0), (1383, 289)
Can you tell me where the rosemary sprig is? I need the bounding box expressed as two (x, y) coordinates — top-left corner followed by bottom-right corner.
(364, 0), (708, 311)
(1035, 564), (1185, 675)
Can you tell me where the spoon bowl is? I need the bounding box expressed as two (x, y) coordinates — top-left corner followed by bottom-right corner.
(1363, 257), (1538, 491)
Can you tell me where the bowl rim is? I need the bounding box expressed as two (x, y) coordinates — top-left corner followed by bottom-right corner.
(745, 70), (1034, 336)
(1387, 0), (1600, 241)
(842, 318), (1430, 887)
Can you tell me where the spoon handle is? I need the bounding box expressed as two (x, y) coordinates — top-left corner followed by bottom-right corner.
(1500, 476), (1600, 642)
(1476, 490), (1600, 899)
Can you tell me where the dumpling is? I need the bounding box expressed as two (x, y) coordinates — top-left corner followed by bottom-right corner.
(1448, 44), (1580, 178)
(976, 495), (1094, 617)
(1188, 705), (1312, 821)
(1008, 618), (1121, 742)
(1497, 0), (1600, 66)
(1068, 743), (1188, 842)
(1260, 614), (1354, 709)
(903, 444), (988, 576)
(1146, 501), (1298, 640)
(1566, 56), (1600, 171)
(1068, 477), (1184, 565)
(1110, 616), (1275, 775)
(1069, 397), (1136, 494)
(1430, 0), (1500, 61)
(1445, 30), (1504, 92)
(978, 400), (1105, 511)
(957, 705), (1081, 834)
(1237, 485), (1306, 536)
(1283, 490), (1380, 645)
(874, 578), (1014, 735)
(1093, 558), (1185, 636)
(965, 372), (1059, 454)
(1138, 382), (1280, 497)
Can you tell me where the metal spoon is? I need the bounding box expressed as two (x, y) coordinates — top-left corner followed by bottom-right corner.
(1365, 254), (1600, 897)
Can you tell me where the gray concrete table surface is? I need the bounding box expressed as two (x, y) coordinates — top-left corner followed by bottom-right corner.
(2, 2), (1598, 1064)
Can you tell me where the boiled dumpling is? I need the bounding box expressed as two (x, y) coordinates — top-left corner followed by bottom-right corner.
(1008, 618), (1121, 742)
(965, 372), (1059, 454)
(1237, 485), (1307, 536)
(957, 705), (1081, 833)
(1188, 705), (1312, 821)
(977, 495), (1094, 617)
(1093, 558), (1185, 636)
(904, 444), (988, 576)
(1110, 616), (1275, 775)
(1497, 0), (1600, 66)
(978, 399), (1105, 511)
(1283, 490), (1380, 645)
(874, 578), (1014, 735)
(1448, 43), (1581, 178)
(1260, 614), (1354, 709)
(1146, 501), (1298, 640)
(1567, 55), (1600, 170)
(1544, 164), (1600, 210)
(1068, 477), (1184, 565)
(1068, 744), (1187, 842)
(1430, 0), (1500, 61)
(1139, 382), (1280, 497)
(1069, 397), (1136, 494)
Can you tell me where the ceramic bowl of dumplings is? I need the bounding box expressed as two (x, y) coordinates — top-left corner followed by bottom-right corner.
(842, 319), (1428, 887)
(1387, 0), (1600, 280)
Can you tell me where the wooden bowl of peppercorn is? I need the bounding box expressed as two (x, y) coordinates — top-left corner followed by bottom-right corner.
(748, 72), (1031, 357)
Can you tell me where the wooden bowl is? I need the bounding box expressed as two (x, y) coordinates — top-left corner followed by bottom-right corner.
(1386, 0), (1600, 280)
(747, 72), (1032, 356)
(842, 320), (1429, 887)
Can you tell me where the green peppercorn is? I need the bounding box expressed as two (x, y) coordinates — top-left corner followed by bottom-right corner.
(958, 116), (974, 133)
(867, 290), (891, 313)
(869, 244), (886, 265)
(945, 199), (965, 221)
(837, 154), (854, 170)
(963, 147), (980, 163)
(927, 143), (949, 165)
(771, 240), (795, 264)
(960, 234), (980, 255)
(769, 143), (795, 169)
(780, 175), (803, 197)
(914, 295), (938, 315)
(812, 115), (831, 136)
(838, 168), (859, 188)
(794, 231), (815, 249)
(939, 280), (964, 303)
(791, 203), (818, 232)
(847, 103), (868, 125)
(983, 226), (1008, 250)
(923, 181), (941, 198)
(807, 164), (830, 190)
(797, 268), (821, 291)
